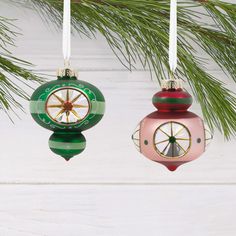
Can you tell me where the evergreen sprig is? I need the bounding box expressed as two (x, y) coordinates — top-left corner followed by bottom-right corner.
(0, 16), (43, 117)
(5, 0), (236, 138)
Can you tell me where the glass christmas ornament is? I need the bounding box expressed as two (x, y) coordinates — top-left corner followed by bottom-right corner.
(132, 79), (213, 171)
(30, 68), (105, 161)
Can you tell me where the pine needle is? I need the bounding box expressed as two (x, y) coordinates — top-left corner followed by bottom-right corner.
(0, 16), (44, 117)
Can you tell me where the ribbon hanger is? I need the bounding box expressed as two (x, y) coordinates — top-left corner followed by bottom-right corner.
(63, 0), (71, 68)
(169, 0), (177, 77)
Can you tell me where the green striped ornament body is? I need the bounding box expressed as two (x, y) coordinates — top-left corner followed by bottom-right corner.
(30, 72), (105, 160)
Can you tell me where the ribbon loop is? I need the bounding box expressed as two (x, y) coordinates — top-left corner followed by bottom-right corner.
(169, 0), (177, 74)
(63, 0), (71, 67)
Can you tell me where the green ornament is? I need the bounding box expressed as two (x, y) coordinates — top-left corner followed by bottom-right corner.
(30, 68), (105, 161)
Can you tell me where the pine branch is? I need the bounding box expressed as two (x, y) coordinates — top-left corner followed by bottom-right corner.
(0, 16), (44, 117)
(8, 0), (236, 138)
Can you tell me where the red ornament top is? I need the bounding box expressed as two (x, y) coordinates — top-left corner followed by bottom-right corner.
(152, 80), (193, 112)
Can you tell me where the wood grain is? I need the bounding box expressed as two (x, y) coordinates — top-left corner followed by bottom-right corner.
(0, 185), (235, 236)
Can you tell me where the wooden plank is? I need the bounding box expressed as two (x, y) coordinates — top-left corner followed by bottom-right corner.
(0, 185), (235, 235)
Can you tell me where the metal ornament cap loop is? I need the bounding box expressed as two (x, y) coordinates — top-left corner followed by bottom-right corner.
(161, 79), (183, 90)
(57, 68), (78, 79)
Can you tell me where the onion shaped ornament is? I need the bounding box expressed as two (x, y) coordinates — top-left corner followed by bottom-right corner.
(30, 68), (105, 161)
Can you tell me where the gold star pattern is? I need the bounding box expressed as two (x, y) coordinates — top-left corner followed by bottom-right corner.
(46, 88), (89, 124)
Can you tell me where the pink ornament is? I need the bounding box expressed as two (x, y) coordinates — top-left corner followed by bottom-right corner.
(132, 80), (213, 171)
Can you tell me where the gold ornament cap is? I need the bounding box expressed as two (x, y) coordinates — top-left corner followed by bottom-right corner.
(57, 68), (78, 78)
(161, 79), (183, 90)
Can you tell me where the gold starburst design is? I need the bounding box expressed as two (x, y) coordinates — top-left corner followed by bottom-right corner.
(46, 88), (90, 124)
(154, 122), (191, 159)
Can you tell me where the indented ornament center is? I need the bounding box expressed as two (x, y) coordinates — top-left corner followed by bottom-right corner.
(169, 136), (176, 143)
(63, 101), (73, 111)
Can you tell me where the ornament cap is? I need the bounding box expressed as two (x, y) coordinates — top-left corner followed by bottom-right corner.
(161, 79), (183, 90)
(57, 68), (78, 79)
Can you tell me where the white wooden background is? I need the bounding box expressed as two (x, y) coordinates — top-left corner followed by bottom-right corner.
(0, 1), (236, 235)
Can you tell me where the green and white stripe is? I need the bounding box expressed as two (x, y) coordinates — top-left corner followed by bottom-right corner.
(90, 101), (105, 115)
(49, 140), (86, 150)
(30, 101), (46, 114)
(152, 97), (192, 104)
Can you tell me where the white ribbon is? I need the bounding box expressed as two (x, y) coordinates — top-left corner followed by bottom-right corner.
(169, 0), (177, 73)
(63, 0), (71, 67)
